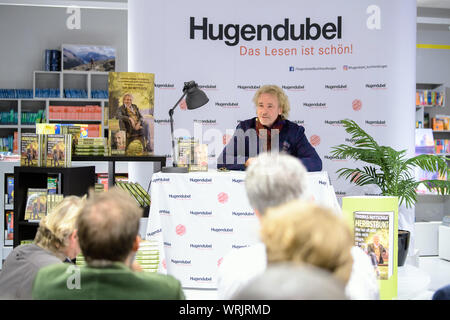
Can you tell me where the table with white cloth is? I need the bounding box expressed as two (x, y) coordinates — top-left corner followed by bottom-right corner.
(145, 170), (339, 289)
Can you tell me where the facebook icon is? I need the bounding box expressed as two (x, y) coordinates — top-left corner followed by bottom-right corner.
(289, 66), (295, 72)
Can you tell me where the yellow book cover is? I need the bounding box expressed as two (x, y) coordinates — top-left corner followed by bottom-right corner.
(36, 123), (59, 135)
(20, 133), (39, 166)
(342, 196), (398, 300)
(24, 188), (48, 221)
(46, 134), (66, 167)
(108, 72), (155, 156)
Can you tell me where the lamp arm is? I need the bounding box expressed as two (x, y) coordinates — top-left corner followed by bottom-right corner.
(169, 91), (188, 167)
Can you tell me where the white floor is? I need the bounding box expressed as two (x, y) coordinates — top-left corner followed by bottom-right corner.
(418, 256), (450, 292)
(183, 256), (450, 300)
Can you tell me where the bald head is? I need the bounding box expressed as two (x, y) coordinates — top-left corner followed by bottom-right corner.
(77, 187), (143, 263)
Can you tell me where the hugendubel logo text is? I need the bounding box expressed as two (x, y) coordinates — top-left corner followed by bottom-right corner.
(190, 16), (342, 46)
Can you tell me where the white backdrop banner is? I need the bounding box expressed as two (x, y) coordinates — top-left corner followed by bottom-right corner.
(129, 0), (416, 227)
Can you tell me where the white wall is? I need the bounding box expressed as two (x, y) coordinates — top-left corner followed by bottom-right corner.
(0, 5), (128, 88)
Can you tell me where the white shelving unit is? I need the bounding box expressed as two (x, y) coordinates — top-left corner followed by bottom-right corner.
(0, 71), (109, 151)
(0, 71), (110, 266)
(33, 70), (109, 132)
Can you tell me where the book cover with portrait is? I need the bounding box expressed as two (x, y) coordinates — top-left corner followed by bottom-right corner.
(24, 188), (48, 221)
(353, 211), (394, 281)
(342, 196), (398, 300)
(20, 133), (40, 166)
(108, 72), (155, 156)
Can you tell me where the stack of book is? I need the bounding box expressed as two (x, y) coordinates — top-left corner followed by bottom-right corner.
(416, 90), (445, 106)
(0, 110), (18, 125)
(135, 240), (159, 273)
(36, 123), (102, 144)
(44, 49), (61, 72)
(5, 211), (13, 245)
(116, 181), (151, 208)
(94, 183), (105, 193)
(435, 139), (450, 155)
(74, 137), (107, 156)
(91, 90), (108, 99)
(24, 188), (48, 221)
(35, 88), (60, 98)
(0, 89), (33, 99)
(20, 133), (72, 167)
(75, 241), (159, 273)
(177, 137), (208, 172)
(46, 194), (64, 215)
(75, 254), (86, 267)
(63, 89), (88, 99)
(0, 134), (17, 153)
(432, 115), (450, 131)
(45, 134), (73, 167)
(49, 105), (102, 121)
(21, 110), (45, 125)
(24, 187), (65, 222)
(47, 176), (59, 194)
(97, 173), (109, 191)
(20, 133), (45, 166)
(5, 175), (14, 205)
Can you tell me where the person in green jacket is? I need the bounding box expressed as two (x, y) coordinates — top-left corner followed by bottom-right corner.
(32, 187), (185, 300)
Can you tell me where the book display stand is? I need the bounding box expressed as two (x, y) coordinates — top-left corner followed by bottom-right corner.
(13, 166), (95, 247)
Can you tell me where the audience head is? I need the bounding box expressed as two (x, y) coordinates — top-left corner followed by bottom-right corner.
(245, 152), (309, 215)
(34, 195), (86, 260)
(77, 187), (143, 264)
(252, 85), (290, 119)
(232, 262), (348, 300)
(261, 200), (354, 285)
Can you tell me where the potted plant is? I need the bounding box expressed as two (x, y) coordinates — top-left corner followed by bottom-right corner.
(331, 119), (450, 265)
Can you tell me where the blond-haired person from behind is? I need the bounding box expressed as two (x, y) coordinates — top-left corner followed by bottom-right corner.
(0, 196), (85, 299)
(233, 200), (353, 299)
(32, 187), (185, 300)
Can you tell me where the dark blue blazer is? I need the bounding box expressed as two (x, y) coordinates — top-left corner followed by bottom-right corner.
(217, 117), (322, 172)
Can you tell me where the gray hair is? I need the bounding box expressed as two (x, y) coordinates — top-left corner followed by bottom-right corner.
(34, 196), (86, 255)
(245, 152), (308, 214)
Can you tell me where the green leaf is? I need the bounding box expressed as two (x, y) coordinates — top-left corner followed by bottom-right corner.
(331, 119), (450, 207)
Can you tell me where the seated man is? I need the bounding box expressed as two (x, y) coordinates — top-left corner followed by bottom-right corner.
(32, 187), (185, 300)
(115, 93), (152, 153)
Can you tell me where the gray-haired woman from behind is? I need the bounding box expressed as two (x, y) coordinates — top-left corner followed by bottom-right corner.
(0, 195), (85, 299)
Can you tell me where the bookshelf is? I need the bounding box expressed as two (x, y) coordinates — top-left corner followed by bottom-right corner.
(415, 84), (450, 156)
(414, 84), (450, 231)
(13, 166), (95, 247)
(0, 71), (109, 153)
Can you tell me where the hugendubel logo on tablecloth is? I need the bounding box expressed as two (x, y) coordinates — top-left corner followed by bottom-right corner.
(176, 224), (186, 236)
(218, 192), (228, 204)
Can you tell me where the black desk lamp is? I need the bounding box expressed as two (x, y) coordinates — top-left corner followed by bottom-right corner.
(161, 81), (209, 173)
